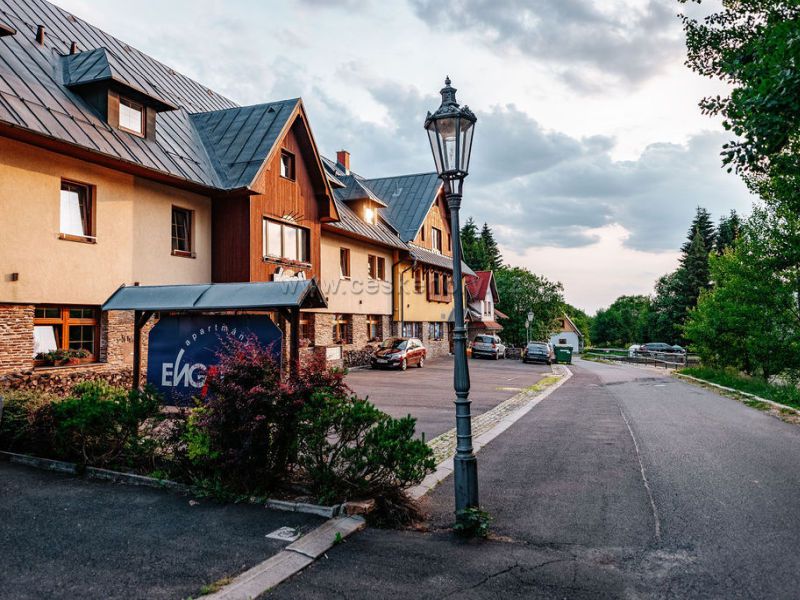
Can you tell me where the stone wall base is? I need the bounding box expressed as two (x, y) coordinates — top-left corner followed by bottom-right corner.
(0, 365), (133, 396)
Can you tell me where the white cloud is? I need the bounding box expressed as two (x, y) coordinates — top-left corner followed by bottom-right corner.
(502, 225), (682, 313)
(51, 0), (756, 312)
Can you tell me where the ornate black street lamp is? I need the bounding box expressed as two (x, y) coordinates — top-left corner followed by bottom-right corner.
(424, 77), (478, 518)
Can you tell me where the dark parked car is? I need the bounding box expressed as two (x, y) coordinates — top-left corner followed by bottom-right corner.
(522, 341), (555, 365)
(639, 342), (678, 355)
(471, 334), (507, 360)
(371, 337), (426, 371)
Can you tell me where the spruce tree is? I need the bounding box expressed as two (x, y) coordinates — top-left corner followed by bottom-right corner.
(460, 217), (486, 272)
(716, 210), (741, 254)
(681, 207), (716, 254)
(480, 222), (503, 271)
(680, 229), (712, 309)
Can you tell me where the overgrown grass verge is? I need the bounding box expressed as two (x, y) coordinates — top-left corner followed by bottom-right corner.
(525, 375), (563, 393)
(679, 367), (800, 411)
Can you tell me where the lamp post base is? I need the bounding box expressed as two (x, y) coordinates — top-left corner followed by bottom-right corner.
(454, 451), (479, 515)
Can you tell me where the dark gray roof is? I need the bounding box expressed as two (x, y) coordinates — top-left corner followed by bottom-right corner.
(62, 47), (175, 110)
(0, 0), (304, 191)
(326, 197), (408, 250)
(334, 174), (388, 207)
(190, 100), (298, 190)
(364, 173), (442, 242)
(102, 280), (327, 311)
(407, 244), (476, 276)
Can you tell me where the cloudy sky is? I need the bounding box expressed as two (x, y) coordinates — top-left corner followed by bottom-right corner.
(59, 0), (755, 313)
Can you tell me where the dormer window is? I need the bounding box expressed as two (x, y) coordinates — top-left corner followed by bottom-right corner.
(62, 48), (177, 142)
(280, 150), (296, 180)
(364, 206), (376, 225)
(119, 97), (144, 136)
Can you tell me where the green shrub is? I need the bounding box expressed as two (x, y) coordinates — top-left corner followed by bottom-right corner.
(297, 391), (435, 504)
(453, 507), (492, 539)
(681, 366), (800, 409)
(50, 381), (161, 465)
(0, 389), (60, 454)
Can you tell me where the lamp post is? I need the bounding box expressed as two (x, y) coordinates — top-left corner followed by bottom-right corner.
(527, 310), (535, 344)
(424, 77), (478, 517)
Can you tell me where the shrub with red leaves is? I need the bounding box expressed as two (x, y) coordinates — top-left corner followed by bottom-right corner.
(195, 337), (349, 494)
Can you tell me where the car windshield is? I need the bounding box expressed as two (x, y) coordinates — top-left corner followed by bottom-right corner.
(382, 339), (408, 350)
(475, 335), (494, 343)
(528, 344), (547, 351)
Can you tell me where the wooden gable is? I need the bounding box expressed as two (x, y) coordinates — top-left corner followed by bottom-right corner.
(211, 106), (337, 283)
(412, 188), (452, 256)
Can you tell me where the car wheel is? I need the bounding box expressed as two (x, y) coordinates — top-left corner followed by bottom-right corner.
(401, 358), (407, 371)
(418, 357), (424, 368)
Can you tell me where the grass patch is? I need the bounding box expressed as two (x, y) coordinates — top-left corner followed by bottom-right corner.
(680, 367), (800, 411)
(525, 375), (562, 393)
(199, 576), (233, 595)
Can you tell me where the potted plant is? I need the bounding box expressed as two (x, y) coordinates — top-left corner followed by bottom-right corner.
(34, 348), (92, 367)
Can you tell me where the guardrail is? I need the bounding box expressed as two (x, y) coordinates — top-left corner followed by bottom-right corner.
(585, 349), (700, 370)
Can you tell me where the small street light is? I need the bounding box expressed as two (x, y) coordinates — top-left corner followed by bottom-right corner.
(527, 311), (535, 344)
(424, 77), (478, 518)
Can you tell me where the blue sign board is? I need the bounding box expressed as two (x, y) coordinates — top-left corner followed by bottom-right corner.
(147, 314), (282, 406)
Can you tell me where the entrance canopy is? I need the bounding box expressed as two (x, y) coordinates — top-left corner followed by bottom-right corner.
(102, 280), (326, 388)
(102, 279), (327, 312)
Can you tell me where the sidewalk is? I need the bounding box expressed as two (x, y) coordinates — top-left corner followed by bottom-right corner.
(0, 462), (324, 600)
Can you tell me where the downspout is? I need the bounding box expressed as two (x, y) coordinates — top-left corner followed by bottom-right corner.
(397, 259), (418, 336)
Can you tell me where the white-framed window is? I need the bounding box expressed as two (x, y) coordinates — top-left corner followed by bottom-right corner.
(119, 97), (144, 136)
(280, 150), (295, 180)
(431, 227), (443, 253)
(368, 255), (386, 280)
(59, 180), (94, 241)
(262, 218), (309, 262)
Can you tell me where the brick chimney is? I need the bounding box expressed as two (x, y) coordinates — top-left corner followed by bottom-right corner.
(336, 150), (350, 174)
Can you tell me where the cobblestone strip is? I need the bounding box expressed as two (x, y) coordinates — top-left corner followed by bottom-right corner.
(426, 367), (568, 463)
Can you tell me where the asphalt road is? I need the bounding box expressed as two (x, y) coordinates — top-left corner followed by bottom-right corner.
(346, 355), (552, 440)
(0, 463), (323, 600)
(271, 358), (800, 599)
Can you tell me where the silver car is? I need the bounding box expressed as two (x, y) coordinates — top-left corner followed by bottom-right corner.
(471, 334), (507, 360)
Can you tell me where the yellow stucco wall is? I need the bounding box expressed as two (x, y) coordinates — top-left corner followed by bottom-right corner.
(393, 260), (455, 323)
(0, 137), (212, 305)
(314, 231), (393, 315)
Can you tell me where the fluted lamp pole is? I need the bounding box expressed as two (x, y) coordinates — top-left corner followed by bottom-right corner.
(424, 77), (479, 518)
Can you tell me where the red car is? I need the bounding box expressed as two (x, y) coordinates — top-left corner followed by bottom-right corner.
(371, 337), (426, 371)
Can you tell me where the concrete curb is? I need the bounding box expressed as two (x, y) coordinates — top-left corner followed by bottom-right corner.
(674, 373), (800, 416)
(0, 451), (343, 518)
(408, 365), (574, 500)
(200, 515), (366, 600)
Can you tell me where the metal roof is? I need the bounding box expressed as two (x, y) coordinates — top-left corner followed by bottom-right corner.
(326, 197), (408, 250)
(190, 100), (298, 190)
(62, 47), (176, 110)
(408, 244), (476, 276)
(364, 173), (442, 242)
(0, 0), (311, 191)
(0, 15), (15, 36)
(102, 280), (327, 311)
(334, 174), (388, 207)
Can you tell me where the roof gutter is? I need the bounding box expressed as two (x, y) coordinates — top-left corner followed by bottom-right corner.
(0, 122), (254, 198)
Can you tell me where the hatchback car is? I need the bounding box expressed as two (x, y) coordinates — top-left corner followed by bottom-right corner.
(471, 334), (507, 360)
(522, 341), (555, 365)
(371, 337), (426, 370)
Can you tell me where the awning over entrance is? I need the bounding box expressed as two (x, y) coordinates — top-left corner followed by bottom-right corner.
(101, 279), (326, 388)
(102, 279), (327, 312)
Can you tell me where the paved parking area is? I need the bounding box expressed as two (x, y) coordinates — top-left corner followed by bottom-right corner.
(0, 462), (324, 600)
(346, 355), (552, 440)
